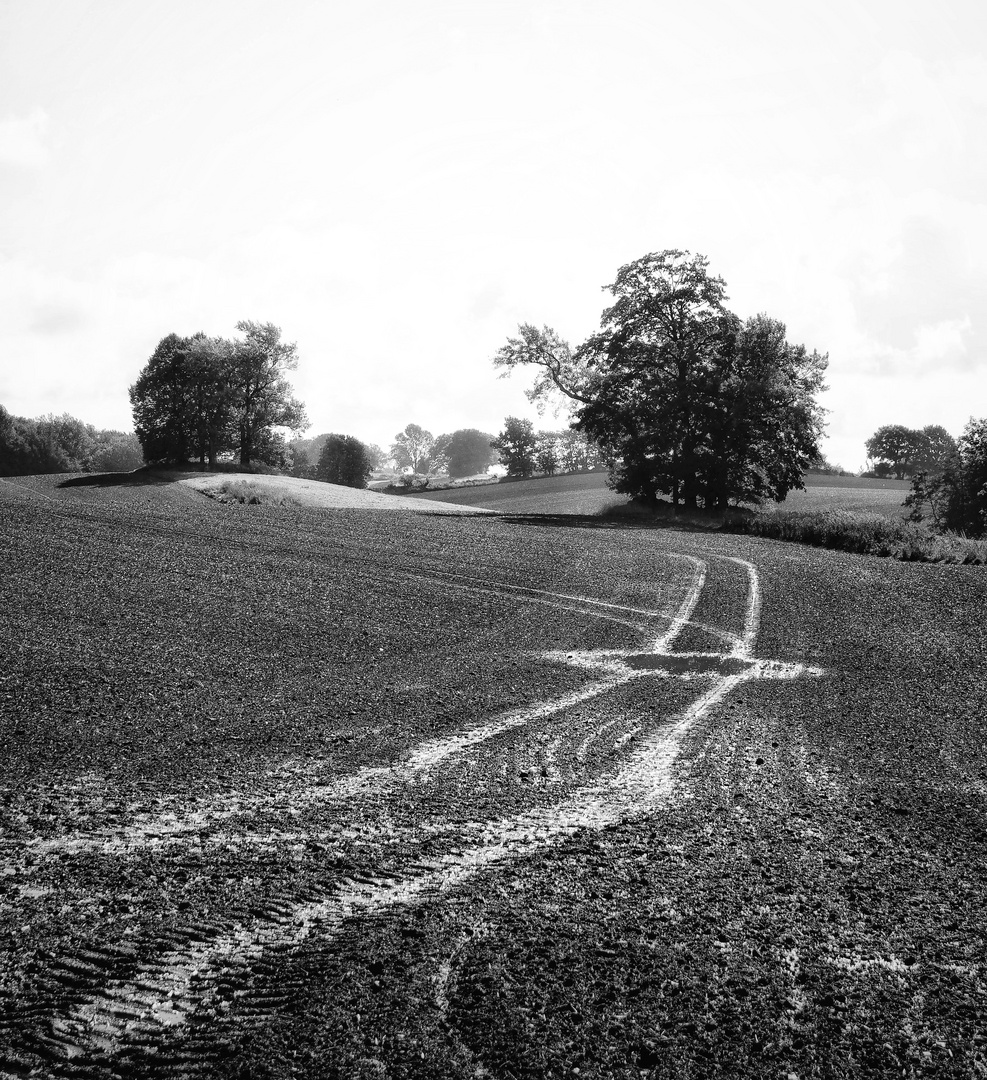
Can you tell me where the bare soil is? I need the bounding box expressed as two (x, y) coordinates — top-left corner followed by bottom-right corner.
(1, 473), (985, 1078)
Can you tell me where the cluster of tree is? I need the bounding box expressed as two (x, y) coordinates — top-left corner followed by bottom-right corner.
(905, 418), (987, 537)
(493, 250), (828, 508)
(389, 424), (498, 478)
(0, 405), (143, 477)
(129, 322), (307, 469)
(864, 424), (956, 479)
(490, 418), (605, 478)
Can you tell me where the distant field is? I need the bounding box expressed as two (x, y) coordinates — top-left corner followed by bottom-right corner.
(765, 475), (912, 519)
(408, 470), (913, 519)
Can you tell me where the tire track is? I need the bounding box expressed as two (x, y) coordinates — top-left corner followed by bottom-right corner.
(5, 556), (702, 863)
(2, 553), (823, 1075)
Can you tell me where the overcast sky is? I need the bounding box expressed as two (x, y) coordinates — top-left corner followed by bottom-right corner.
(1, 0), (984, 471)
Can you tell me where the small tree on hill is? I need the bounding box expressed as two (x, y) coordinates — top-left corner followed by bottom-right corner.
(316, 434), (373, 488)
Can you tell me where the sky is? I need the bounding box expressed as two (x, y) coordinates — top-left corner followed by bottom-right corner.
(1, 0), (985, 472)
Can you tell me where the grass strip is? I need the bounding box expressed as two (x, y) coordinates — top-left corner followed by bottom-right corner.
(724, 508), (987, 565)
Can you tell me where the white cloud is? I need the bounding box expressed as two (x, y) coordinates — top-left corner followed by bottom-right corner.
(0, 108), (50, 168)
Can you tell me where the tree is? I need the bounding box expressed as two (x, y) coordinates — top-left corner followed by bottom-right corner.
(131, 323), (307, 468)
(865, 424), (923, 479)
(555, 429), (605, 473)
(391, 424), (435, 473)
(494, 251), (827, 507)
(439, 429), (498, 478)
(290, 446), (314, 479)
(93, 431), (144, 472)
(914, 425), (956, 474)
(534, 432), (560, 475)
(491, 417), (538, 478)
(906, 417), (987, 537)
(316, 434), (373, 488)
(130, 332), (225, 465)
(227, 321), (308, 468)
(365, 443), (388, 471)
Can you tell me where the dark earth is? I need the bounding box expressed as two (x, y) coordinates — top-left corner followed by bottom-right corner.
(1, 473), (985, 1079)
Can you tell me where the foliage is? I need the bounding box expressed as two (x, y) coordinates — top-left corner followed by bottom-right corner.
(391, 424), (436, 474)
(227, 321), (308, 468)
(130, 333), (228, 466)
(865, 424), (956, 479)
(316, 434), (374, 488)
(494, 250), (828, 508)
(905, 417), (987, 537)
(206, 479), (300, 506)
(726, 508), (987, 564)
(396, 472), (430, 490)
(92, 431), (144, 472)
(1, 405), (143, 476)
(130, 323), (307, 468)
(365, 443), (388, 471)
(437, 428), (498, 478)
(534, 434), (559, 476)
(491, 417), (538, 478)
(289, 446), (314, 479)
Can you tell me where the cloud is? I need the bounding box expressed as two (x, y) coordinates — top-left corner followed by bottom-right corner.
(0, 108), (50, 168)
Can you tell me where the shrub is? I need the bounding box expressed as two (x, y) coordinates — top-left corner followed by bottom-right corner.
(396, 473), (429, 490)
(725, 509), (987, 564)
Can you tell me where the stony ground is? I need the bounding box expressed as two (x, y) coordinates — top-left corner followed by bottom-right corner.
(1, 473), (985, 1079)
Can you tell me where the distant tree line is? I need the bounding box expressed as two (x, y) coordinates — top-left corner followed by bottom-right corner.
(387, 425), (499, 478)
(494, 250), (828, 508)
(129, 321), (307, 469)
(0, 405), (143, 477)
(491, 419), (605, 479)
(864, 424), (956, 479)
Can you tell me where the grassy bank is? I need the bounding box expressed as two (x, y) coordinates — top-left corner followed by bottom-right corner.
(724, 508), (987, 565)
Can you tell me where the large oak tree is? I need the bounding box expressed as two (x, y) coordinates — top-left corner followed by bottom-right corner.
(493, 250), (828, 508)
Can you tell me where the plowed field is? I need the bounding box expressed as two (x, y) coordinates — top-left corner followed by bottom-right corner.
(1, 474), (985, 1079)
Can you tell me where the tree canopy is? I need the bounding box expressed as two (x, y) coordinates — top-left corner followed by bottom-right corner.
(1, 405), (144, 477)
(491, 417), (538, 478)
(494, 250), (828, 508)
(390, 424), (436, 474)
(316, 434), (374, 488)
(435, 428), (497, 477)
(866, 424), (956, 479)
(906, 417), (987, 537)
(129, 322), (307, 468)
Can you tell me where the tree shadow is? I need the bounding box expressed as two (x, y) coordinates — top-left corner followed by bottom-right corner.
(58, 468), (197, 489)
(496, 512), (735, 534)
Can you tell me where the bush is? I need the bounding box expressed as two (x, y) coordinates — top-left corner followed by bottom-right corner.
(396, 473), (429, 490)
(725, 509), (987, 564)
